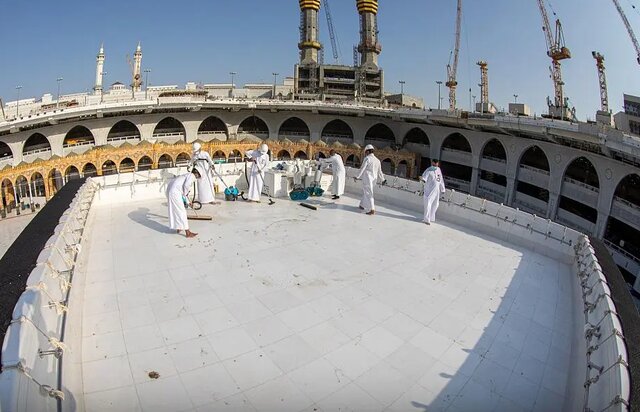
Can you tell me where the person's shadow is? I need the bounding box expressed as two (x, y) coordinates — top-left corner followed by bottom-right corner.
(128, 207), (174, 234)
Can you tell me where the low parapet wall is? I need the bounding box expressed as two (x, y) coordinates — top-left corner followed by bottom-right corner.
(0, 180), (98, 412)
(342, 169), (631, 411)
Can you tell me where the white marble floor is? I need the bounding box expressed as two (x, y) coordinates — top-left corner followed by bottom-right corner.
(78, 194), (575, 412)
(0, 212), (36, 260)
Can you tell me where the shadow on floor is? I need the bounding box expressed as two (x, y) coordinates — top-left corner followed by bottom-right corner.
(128, 207), (174, 234)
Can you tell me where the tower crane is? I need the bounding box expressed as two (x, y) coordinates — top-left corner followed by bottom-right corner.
(446, 0), (462, 111)
(322, 0), (340, 64)
(611, 0), (640, 64)
(536, 0), (573, 120)
(592, 52), (609, 113)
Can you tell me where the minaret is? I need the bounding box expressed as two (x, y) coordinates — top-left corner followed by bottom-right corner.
(94, 43), (105, 95)
(298, 0), (322, 66)
(132, 42), (143, 92)
(356, 0), (382, 70)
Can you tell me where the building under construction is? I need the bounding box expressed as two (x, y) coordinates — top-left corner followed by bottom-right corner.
(294, 0), (384, 104)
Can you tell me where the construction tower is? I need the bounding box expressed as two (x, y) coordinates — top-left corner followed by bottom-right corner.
(592, 51), (614, 126)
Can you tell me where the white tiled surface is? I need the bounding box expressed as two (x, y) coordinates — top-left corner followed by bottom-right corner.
(0, 212), (36, 259)
(79, 194), (575, 412)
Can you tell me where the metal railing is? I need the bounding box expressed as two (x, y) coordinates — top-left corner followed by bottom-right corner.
(519, 164), (550, 175)
(23, 148), (52, 156)
(563, 177), (600, 193)
(106, 135), (140, 143)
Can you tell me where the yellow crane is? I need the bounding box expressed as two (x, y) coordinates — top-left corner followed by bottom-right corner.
(536, 0), (573, 119)
(446, 0), (462, 111)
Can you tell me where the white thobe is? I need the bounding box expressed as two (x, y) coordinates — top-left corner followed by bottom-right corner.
(190, 151), (216, 203)
(422, 166), (446, 223)
(246, 150), (269, 201)
(356, 154), (385, 212)
(167, 173), (195, 231)
(321, 154), (346, 196)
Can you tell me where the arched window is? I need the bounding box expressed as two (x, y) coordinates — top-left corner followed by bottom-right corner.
(15, 176), (28, 199)
(153, 117), (186, 141)
(138, 156), (153, 171)
(481, 139), (507, 162)
(346, 155), (361, 168)
(381, 158), (394, 175)
(365, 124), (395, 142)
(441, 133), (471, 153)
(65, 166), (80, 181)
(277, 150), (291, 160)
(322, 120), (354, 141)
(404, 128), (429, 146)
(31, 172), (46, 197)
(102, 160), (117, 176)
(23, 133), (51, 155)
(519, 146), (549, 172)
(212, 151), (226, 162)
(64, 126), (95, 147)
(238, 116), (269, 136)
(82, 163), (98, 177)
(279, 117), (310, 139)
(563, 157), (599, 189)
(108, 120), (141, 143)
(0, 141), (13, 160)
(176, 152), (191, 166)
(198, 116), (228, 139)
(158, 154), (173, 169)
(294, 151), (308, 160)
(119, 158), (135, 173)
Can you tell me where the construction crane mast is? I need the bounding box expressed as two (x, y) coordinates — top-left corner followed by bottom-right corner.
(536, 0), (572, 119)
(592, 52), (609, 113)
(477, 61), (489, 107)
(322, 0), (340, 64)
(611, 0), (640, 64)
(446, 0), (462, 111)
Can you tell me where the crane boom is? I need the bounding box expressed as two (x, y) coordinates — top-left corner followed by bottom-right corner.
(322, 0), (340, 63)
(446, 0), (462, 111)
(592, 51), (609, 113)
(611, 0), (640, 64)
(536, 0), (571, 116)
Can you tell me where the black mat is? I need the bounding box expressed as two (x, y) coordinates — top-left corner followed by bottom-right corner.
(0, 179), (86, 365)
(590, 237), (640, 411)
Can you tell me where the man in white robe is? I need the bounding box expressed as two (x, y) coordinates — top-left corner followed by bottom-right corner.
(167, 168), (201, 237)
(355, 144), (386, 215)
(319, 149), (346, 200)
(189, 142), (217, 204)
(421, 159), (446, 225)
(245, 143), (269, 202)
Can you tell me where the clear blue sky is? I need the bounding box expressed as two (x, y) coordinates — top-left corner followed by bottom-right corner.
(1, 0), (639, 119)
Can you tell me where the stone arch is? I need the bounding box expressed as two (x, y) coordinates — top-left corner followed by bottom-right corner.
(0, 141), (13, 160)
(441, 132), (472, 153)
(518, 145), (550, 171)
(65, 165), (81, 181)
(102, 160), (117, 176)
(481, 138), (507, 161)
(158, 154), (174, 169)
(396, 160), (408, 177)
(31, 172), (46, 196)
(47, 169), (63, 193)
(321, 120), (354, 141)
(317, 151), (327, 159)
(279, 117), (310, 139)
(138, 156), (153, 171)
(82, 163), (98, 177)
(107, 120), (141, 143)
(229, 150), (243, 162)
(15, 175), (28, 200)
(119, 158), (135, 173)
(613, 173), (640, 207)
(562, 156), (600, 189)
(381, 158), (395, 175)
(365, 123), (395, 142)
(238, 115), (269, 136)
(294, 150), (308, 160)
(64, 126), (95, 147)
(276, 150), (291, 160)
(403, 127), (430, 146)
(1, 178), (15, 208)
(23, 133), (51, 155)
(198, 116), (229, 138)
(154, 117), (186, 141)
(212, 151), (226, 161)
(176, 152), (191, 166)
(346, 154), (361, 168)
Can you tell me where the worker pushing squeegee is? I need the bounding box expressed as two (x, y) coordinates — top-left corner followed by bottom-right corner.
(244, 143), (274, 204)
(166, 168), (202, 238)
